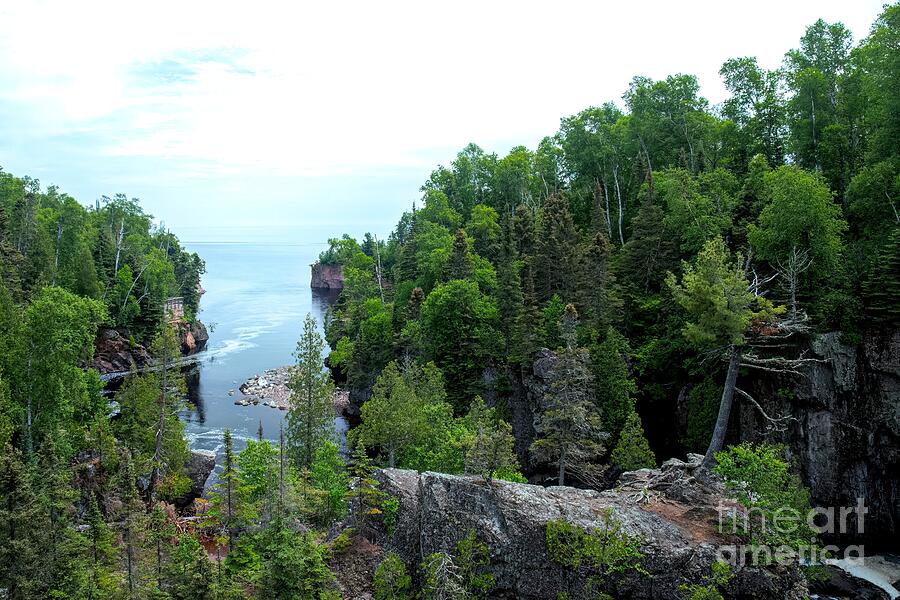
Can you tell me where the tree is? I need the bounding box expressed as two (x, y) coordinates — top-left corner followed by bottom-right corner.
(578, 232), (621, 334)
(257, 525), (337, 600)
(373, 552), (412, 600)
(463, 397), (520, 482)
(591, 328), (637, 439)
(609, 410), (656, 471)
(530, 306), (607, 486)
(354, 361), (449, 468)
(421, 280), (500, 412)
(445, 229), (473, 281)
(536, 194), (579, 302)
(346, 443), (385, 540)
(287, 314), (336, 470)
(495, 215), (525, 362)
(719, 56), (786, 167)
(0, 444), (43, 599)
(164, 532), (215, 600)
(666, 237), (783, 468)
(148, 322), (190, 502)
(309, 440), (348, 526)
(748, 166), (847, 292)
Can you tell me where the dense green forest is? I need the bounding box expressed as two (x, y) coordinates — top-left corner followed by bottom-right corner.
(323, 7), (900, 480)
(0, 4), (896, 599)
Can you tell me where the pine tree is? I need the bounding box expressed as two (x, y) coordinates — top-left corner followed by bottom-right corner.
(346, 443), (385, 540)
(530, 306), (608, 486)
(445, 228), (473, 281)
(578, 231), (622, 334)
(373, 552), (412, 600)
(464, 397), (520, 482)
(862, 227), (900, 325)
(287, 314), (336, 470)
(618, 198), (678, 296)
(116, 451), (146, 597)
(0, 444), (43, 599)
(591, 328), (637, 438)
(610, 410), (657, 471)
(536, 195), (580, 302)
(496, 215), (525, 362)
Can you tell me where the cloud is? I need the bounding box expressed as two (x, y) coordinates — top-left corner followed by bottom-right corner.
(0, 0), (888, 232)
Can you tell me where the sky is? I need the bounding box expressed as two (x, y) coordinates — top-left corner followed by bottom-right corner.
(0, 0), (888, 243)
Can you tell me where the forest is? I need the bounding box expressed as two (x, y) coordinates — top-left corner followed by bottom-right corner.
(0, 4), (896, 599)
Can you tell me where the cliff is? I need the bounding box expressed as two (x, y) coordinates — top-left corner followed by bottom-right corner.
(740, 330), (900, 548)
(311, 262), (344, 290)
(372, 459), (809, 600)
(92, 320), (209, 379)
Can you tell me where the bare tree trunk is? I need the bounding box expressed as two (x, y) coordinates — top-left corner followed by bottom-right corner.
(613, 165), (625, 246)
(374, 234), (385, 304)
(149, 330), (170, 501)
(603, 181), (612, 240)
(701, 346), (743, 469)
(114, 218), (125, 275)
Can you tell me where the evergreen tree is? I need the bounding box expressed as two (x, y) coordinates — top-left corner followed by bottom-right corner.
(287, 314), (336, 470)
(373, 552), (412, 600)
(445, 228), (473, 281)
(610, 410), (657, 471)
(578, 231), (621, 333)
(346, 443), (385, 539)
(164, 532), (215, 600)
(591, 328), (637, 438)
(617, 198), (678, 296)
(463, 396), (520, 482)
(496, 215), (525, 362)
(862, 227), (900, 324)
(530, 306), (608, 486)
(0, 444), (43, 599)
(536, 195), (579, 302)
(257, 525), (337, 600)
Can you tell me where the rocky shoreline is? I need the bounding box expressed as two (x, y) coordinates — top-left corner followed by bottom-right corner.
(233, 365), (349, 414)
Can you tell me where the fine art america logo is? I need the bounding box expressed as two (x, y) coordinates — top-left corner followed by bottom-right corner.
(715, 498), (868, 566)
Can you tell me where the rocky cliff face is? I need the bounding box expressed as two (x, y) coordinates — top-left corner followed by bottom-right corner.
(92, 327), (153, 376)
(311, 262), (344, 290)
(373, 461), (808, 600)
(740, 330), (900, 548)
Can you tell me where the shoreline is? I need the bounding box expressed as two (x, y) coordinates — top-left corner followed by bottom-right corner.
(233, 365), (349, 415)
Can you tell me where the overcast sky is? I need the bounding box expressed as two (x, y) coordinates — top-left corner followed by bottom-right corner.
(0, 0), (887, 242)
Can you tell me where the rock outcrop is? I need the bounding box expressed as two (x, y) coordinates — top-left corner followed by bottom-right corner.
(311, 262), (344, 290)
(92, 327), (153, 376)
(740, 330), (900, 547)
(175, 450), (216, 508)
(178, 320), (209, 356)
(373, 460), (808, 600)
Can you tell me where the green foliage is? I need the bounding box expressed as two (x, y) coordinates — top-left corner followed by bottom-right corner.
(420, 279), (500, 412)
(310, 440), (349, 526)
(610, 410), (656, 471)
(680, 561), (733, 600)
(355, 360), (453, 469)
(287, 314), (336, 470)
(329, 528), (355, 555)
(374, 552), (412, 600)
(455, 530), (496, 598)
(591, 328), (637, 438)
(546, 511), (644, 577)
(714, 443), (818, 554)
(256, 524), (337, 600)
(382, 496), (399, 535)
(667, 237), (781, 348)
(463, 396), (520, 482)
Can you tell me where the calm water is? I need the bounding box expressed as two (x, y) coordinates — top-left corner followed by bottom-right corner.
(179, 238), (346, 458)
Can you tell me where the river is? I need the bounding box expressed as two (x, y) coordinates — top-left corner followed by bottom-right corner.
(179, 234), (346, 464)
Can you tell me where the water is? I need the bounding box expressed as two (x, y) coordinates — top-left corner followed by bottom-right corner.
(178, 238), (346, 458)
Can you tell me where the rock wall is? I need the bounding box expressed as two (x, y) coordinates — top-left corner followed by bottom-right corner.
(740, 330), (900, 548)
(374, 465), (808, 599)
(311, 262), (344, 290)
